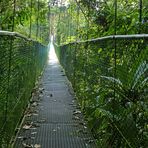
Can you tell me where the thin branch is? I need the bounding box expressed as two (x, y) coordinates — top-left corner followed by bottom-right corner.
(74, 0), (89, 22)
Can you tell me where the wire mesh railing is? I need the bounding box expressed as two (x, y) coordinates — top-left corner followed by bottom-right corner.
(55, 34), (148, 147)
(0, 31), (48, 146)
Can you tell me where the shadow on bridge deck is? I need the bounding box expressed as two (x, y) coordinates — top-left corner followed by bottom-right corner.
(13, 42), (96, 148)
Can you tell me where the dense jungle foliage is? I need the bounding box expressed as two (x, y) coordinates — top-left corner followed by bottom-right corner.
(0, 0), (49, 44)
(51, 0), (148, 147)
(0, 0), (49, 146)
(0, 0), (147, 147)
(51, 0), (148, 44)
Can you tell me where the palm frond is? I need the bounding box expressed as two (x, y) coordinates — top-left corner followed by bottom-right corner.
(101, 76), (122, 86)
(132, 60), (148, 89)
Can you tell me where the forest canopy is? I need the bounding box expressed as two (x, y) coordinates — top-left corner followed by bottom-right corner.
(0, 0), (147, 44)
(0, 0), (50, 44)
(48, 0), (148, 44)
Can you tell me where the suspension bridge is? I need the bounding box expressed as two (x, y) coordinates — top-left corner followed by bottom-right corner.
(0, 0), (148, 147)
(0, 30), (147, 148)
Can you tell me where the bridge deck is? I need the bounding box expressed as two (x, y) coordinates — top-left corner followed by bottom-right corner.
(14, 43), (96, 148)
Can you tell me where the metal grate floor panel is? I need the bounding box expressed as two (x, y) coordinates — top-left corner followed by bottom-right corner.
(14, 48), (96, 148)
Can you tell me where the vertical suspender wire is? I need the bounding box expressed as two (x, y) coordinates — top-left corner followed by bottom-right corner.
(40, 11), (42, 41)
(2, 0), (16, 133)
(138, 0), (142, 54)
(108, 1), (117, 145)
(35, 0), (40, 81)
(58, 0), (63, 63)
(114, 0), (117, 35)
(60, 0), (63, 64)
(74, 0), (89, 108)
(113, 0), (117, 133)
(73, 4), (79, 90)
(36, 0), (39, 40)
(58, 0), (62, 45)
(139, 0), (142, 33)
(7, 0), (16, 114)
(38, 0), (40, 41)
(70, 2), (72, 80)
(114, 0), (117, 95)
(70, 2), (72, 43)
(29, 0), (33, 91)
(11, 0), (16, 32)
(68, 5), (70, 43)
(48, 2), (51, 41)
(0, 4), (2, 29)
(57, 3), (61, 61)
(83, 1), (90, 110)
(29, 0), (33, 38)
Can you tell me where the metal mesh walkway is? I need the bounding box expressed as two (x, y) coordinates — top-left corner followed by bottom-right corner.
(14, 43), (96, 148)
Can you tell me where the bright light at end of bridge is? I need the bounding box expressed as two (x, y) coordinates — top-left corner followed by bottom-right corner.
(48, 36), (58, 64)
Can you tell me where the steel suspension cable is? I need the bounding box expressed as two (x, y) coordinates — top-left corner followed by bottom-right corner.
(83, 0), (90, 110)
(36, 0), (39, 39)
(48, 1), (51, 39)
(29, 0), (33, 38)
(114, 0), (117, 80)
(139, 0), (143, 33)
(113, 0), (117, 129)
(73, 4), (80, 89)
(3, 0), (16, 130)
(12, 0), (16, 32)
(114, 0), (117, 79)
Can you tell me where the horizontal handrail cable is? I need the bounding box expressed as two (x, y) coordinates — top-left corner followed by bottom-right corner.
(55, 34), (148, 47)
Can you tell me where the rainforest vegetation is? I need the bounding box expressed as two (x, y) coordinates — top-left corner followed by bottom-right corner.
(0, 0), (148, 147)
(52, 0), (148, 147)
(0, 0), (49, 44)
